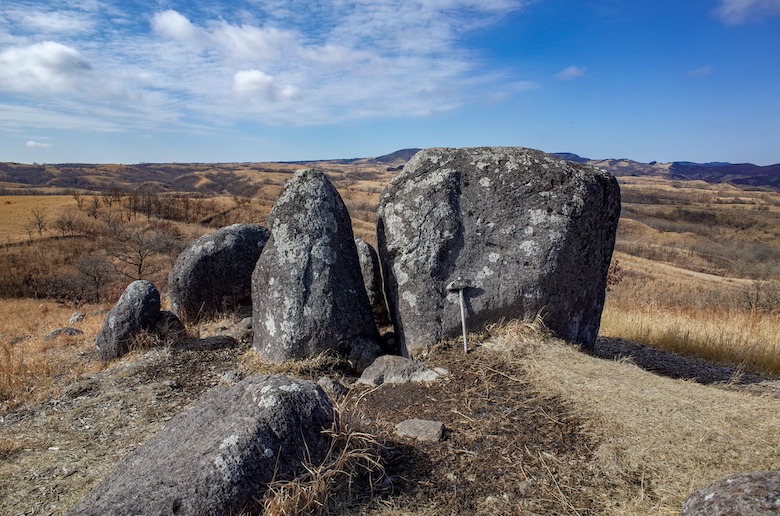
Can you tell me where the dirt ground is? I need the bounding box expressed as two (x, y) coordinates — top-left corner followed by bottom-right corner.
(2, 329), (778, 516)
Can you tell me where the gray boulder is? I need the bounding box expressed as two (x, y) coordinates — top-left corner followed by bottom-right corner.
(377, 147), (620, 355)
(44, 327), (84, 341)
(355, 237), (390, 326)
(169, 224), (270, 322)
(252, 169), (379, 362)
(68, 375), (334, 516)
(681, 471), (780, 516)
(95, 280), (161, 361)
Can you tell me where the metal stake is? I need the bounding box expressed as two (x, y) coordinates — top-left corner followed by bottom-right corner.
(447, 278), (473, 353)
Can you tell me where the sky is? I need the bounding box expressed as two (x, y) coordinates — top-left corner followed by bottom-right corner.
(0, 0), (779, 165)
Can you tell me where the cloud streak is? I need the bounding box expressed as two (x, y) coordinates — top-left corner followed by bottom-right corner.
(555, 66), (587, 80)
(715, 0), (780, 24)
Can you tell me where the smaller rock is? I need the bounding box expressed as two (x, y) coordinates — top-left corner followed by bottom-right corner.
(681, 471), (780, 516)
(176, 335), (238, 351)
(153, 311), (186, 343)
(341, 336), (383, 373)
(517, 480), (533, 497)
(10, 335), (30, 345)
(357, 355), (443, 387)
(395, 419), (444, 442)
(317, 376), (349, 398)
(44, 327), (84, 342)
(69, 312), (86, 325)
(238, 317), (252, 330)
(220, 370), (243, 385)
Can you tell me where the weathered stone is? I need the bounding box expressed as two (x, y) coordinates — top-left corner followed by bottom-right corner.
(68, 375), (334, 516)
(95, 280), (161, 361)
(377, 147), (620, 355)
(69, 312), (86, 325)
(169, 224), (270, 322)
(44, 327), (84, 341)
(681, 471), (780, 516)
(317, 376), (349, 398)
(355, 237), (390, 325)
(395, 418), (445, 442)
(252, 169), (378, 362)
(153, 310), (186, 343)
(357, 355), (443, 387)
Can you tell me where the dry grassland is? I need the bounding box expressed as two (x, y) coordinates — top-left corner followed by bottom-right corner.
(0, 195), (78, 245)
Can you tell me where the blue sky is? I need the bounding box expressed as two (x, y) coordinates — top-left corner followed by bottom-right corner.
(1, 0), (779, 165)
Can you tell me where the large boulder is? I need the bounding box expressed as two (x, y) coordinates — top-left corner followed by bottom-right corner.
(169, 224), (270, 322)
(355, 237), (390, 326)
(252, 169), (379, 362)
(377, 147), (620, 356)
(681, 471), (780, 516)
(95, 280), (162, 361)
(68, 375), (334, 516)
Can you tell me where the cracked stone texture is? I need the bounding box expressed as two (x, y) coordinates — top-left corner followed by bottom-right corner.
(377, 147), (620, 356)
(355, 237), (390, 326)
(681, 471), (780, 516)
(169, 224), (270, 323)
(252, 169), (379, 362)
(68, 375), (333, 516)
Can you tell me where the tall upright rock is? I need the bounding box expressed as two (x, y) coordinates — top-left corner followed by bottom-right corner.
(377, 147), (620, 356)
(252, 169), (378, 362)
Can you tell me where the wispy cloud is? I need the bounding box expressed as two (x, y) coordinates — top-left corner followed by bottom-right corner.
(0, 0), (530, 132)
(26, 140), (52, 148)
(715, 0), (780, 24)
(555, 66), (587, 80)
(687, 65), (715, 77)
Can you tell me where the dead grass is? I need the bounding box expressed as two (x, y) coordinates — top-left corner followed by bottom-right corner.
(0, 299), (108, 411)
(262, 401), (386, 516)
(0, 195), (78, 245)
(523, 334), (780, 515)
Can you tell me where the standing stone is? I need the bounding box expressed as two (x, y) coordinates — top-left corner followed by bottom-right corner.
(68, 375), (334, 516)
(95, 280), (161, 361)
(169, 224), (270, 322)
(377, 147), (620, 356)
(354, 237), (390, 326)
(252, 169), (379, 362)
(681, 471), (780, 516)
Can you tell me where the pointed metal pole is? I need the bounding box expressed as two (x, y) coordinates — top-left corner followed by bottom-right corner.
(447, 278), (473, 353)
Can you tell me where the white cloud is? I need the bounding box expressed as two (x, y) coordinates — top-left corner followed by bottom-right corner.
(715, 0), (780, 24)
(26, 140), (52, 148)
(233, 70), (300, 101)
(20, 11), (95, 34)
(151, 10), (204, 43)
(687, 65), (715, 77)
(0, 41), (92, 94)
(555, 66), (587, 80)
(213, 22), (297, 62)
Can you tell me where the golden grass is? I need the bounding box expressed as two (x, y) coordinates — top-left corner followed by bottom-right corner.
(0, 298), (108, 410)
(522, 334), (780, 516)
(0, 195), (78, 244)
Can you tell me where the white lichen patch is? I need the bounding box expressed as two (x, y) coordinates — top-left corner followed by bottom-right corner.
(264, 315), (276, 337)
(279, 383), (301, 393)
(219, 434), (240, 450)
(476, 266), (494, 282)
(518, 240), (539, 256)
(479, 177), (491, 188)
(402, 291), (418, 308)
(488, 252), (501, 263)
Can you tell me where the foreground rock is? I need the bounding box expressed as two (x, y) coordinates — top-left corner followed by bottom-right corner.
(68, 375), (334, 516)
(377, 147), (620, 355)
(170, 224), (270, 322)
(95, 280), (165, 361)
(395, 419), (445, 442)
(681, 471), (780, 516)
(355, 237), (390, 326)
(252, 169), (379, 362)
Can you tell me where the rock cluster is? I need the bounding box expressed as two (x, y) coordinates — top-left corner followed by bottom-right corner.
(377, 147), (620, 355)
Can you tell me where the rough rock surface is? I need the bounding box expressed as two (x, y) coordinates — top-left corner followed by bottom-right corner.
(170, 224), (270, 322)
(357, 355), (444, 387)
(681, 471), (780, 516)
(68, 375), (334, 516)
(395, 418), (445, 442)
(44, 327), (84, 341)
(95, 280), (161, 361)
(69, 312), (86, 324)
(252, 169), (378, 362)
(377, 147), (620, 355)
(355, 237), (390, 325)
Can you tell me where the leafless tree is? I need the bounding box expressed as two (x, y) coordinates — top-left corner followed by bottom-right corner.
(29, 208), (47, 236)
